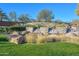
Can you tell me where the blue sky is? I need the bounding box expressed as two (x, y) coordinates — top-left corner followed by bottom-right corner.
(0, 3), (78, 22)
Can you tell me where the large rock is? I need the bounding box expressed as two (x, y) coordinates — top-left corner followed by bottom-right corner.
(10, 35), (19, 44)
(40, 27), (48, 34)
(65, 32), (79, 38)
(10, 31), (25, 44)
(26, 27), (33, 33)
(17, 35), (25, 44)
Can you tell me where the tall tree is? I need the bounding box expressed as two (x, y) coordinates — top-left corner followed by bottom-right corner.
(72, 19), (79, 25)
(9, 11), (17, 21)
(55, 19), (63, 24)
(18, 14), (31, 22)
(37, 9), (54, 22)
(18, 14), (31, 26)
(0, 8), (8, 21)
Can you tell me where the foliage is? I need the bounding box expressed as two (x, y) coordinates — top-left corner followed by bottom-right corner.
(0, 8), (9, 21)
(26, 24), (43, 28)
(75, 9), (79, 16)
(0, 28), (5, 32)
(9, 26), (26, 31)
(9, 11), (17, 21)
(37, 9), (54, 22)
(0, 34), (8, 41)
(71, 19), (79, 25)
(18, 14), (31, 22)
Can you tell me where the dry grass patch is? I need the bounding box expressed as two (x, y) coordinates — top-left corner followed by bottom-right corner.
(25, 33), (37, 43)
(47, 34), (79, 44)
(36, 34), (47, 44)
(47, 34), (62, 42)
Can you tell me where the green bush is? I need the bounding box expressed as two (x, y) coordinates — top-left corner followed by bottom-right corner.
(0, 28), (5, 32)
(32, 25), (43, 29)
(26, 25), (35, 27)
(0, 34), (8, 41)
(9, 26), (26, 31)
(26, 24), (44, 28)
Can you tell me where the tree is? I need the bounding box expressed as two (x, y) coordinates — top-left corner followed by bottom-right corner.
(18, 14), (31, 22)
(18, 14), (31, 26)
(9, 11), (17, 21)
(0, 8), (8, 21)
(72, 19), (79, 26)
(37, 9), (54, 22)
(55, 19), (63, 24)
(75, 4), (79, 16)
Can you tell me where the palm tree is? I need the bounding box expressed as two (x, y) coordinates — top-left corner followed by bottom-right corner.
(0, 8), (8, 22)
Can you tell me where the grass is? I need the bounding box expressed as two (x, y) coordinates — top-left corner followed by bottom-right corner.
(1, 33), (79, 56)
(0, 42), (79, 56)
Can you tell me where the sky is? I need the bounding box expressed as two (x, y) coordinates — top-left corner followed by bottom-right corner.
(0, 3), (78, 22)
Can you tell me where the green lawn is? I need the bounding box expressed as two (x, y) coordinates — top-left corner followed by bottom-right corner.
(0, 42), (79, 56)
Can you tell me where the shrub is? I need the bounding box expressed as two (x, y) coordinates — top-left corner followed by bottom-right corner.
(0, 34), (8, 41)
(26, 24), (43, 28)
(9, 26), (26, 31)
(0, 28), (5, 32)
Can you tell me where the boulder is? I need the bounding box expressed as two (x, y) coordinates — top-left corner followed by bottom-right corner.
(10, 35), (19, 44)
(10, 31), (25, 44)
(17, 35), (25, 44)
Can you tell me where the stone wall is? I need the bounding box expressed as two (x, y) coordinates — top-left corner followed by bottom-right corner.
(26, 27), (66, 34)
(26, 27), (33, 32)
(40, 27), (48, 34)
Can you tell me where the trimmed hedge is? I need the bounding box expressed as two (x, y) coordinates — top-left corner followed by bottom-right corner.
(26, 24), (44, 28)
(9, 26), (26, 31)
(0, 28), (5, 32)
(0, 34), (8, 41)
